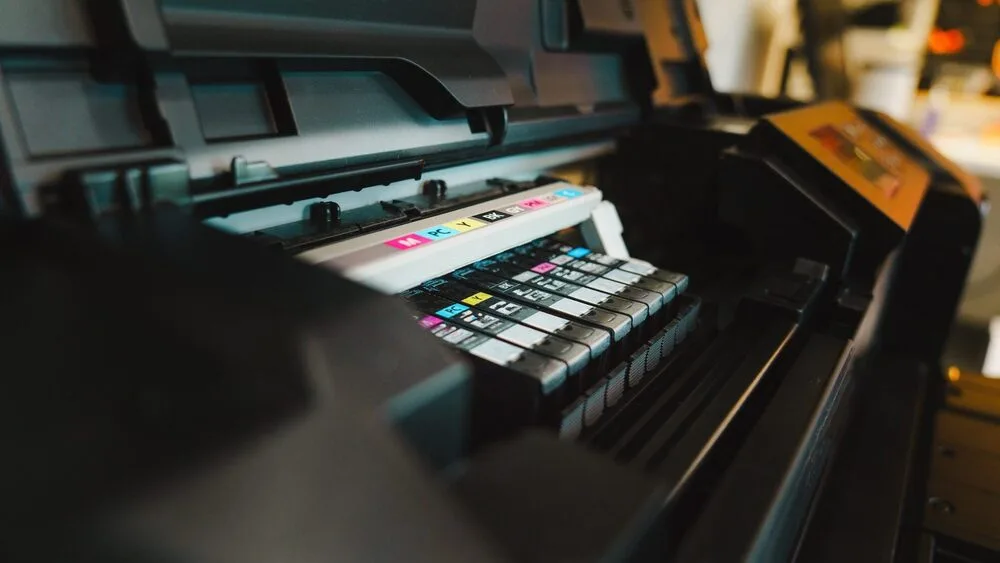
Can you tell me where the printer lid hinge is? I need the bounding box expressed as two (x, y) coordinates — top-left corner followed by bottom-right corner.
(48, 160), (192, 221)
(469, 107), (509, 147)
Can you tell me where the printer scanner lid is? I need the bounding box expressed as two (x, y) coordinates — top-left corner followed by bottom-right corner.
(0, 0), (712, 219)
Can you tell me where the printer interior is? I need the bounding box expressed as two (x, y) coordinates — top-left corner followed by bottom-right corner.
(0, 1), (985, 562)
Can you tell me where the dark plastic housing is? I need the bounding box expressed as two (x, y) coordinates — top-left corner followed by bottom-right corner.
(0, 0), (653, 219)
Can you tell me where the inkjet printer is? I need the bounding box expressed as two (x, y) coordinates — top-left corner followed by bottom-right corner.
(0, 1), (985, 562)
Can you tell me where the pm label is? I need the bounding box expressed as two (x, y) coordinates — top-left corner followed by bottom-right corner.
(531, 262), (558, 274)
(519, 198), (550, 210)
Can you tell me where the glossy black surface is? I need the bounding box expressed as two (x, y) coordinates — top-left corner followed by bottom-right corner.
(0, 212), (497, 563)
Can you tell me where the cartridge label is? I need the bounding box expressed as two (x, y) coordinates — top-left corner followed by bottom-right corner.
(417, 225), (461, 241)
(381, 185), (588, 251)
(462, 292), (494, 306)
(473, 210), (512, 223)
(442, 218), (486, 232)
(385, 234), (432, 250)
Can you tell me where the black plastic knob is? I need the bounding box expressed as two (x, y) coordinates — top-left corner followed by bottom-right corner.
(422, 179), (447, 199)
(309, 201), (341, 225)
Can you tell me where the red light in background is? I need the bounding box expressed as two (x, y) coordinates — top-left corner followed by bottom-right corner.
(929, 28), (967, 55)
(993, 40), (1000, 79)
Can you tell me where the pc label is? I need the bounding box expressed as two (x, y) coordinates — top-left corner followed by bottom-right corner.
(417, 225), (460, 241)
(436, 303), (470, 318)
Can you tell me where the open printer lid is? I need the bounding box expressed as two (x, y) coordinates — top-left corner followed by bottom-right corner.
(0, 3), (714, 562)
(0, 0), (711, 221)
(1, 4), (991, 563)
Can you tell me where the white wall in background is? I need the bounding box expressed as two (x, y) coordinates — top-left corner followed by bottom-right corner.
(696, 0), (799, 95)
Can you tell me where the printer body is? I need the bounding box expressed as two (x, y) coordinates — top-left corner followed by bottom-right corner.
(0, 1), (985, 562)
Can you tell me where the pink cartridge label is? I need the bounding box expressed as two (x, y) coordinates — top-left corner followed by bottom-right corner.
(531, 262), (558, 274)
(385, 233), (432, 250)
(518, 198), (550, 210)
(418, 315), (444, 329)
